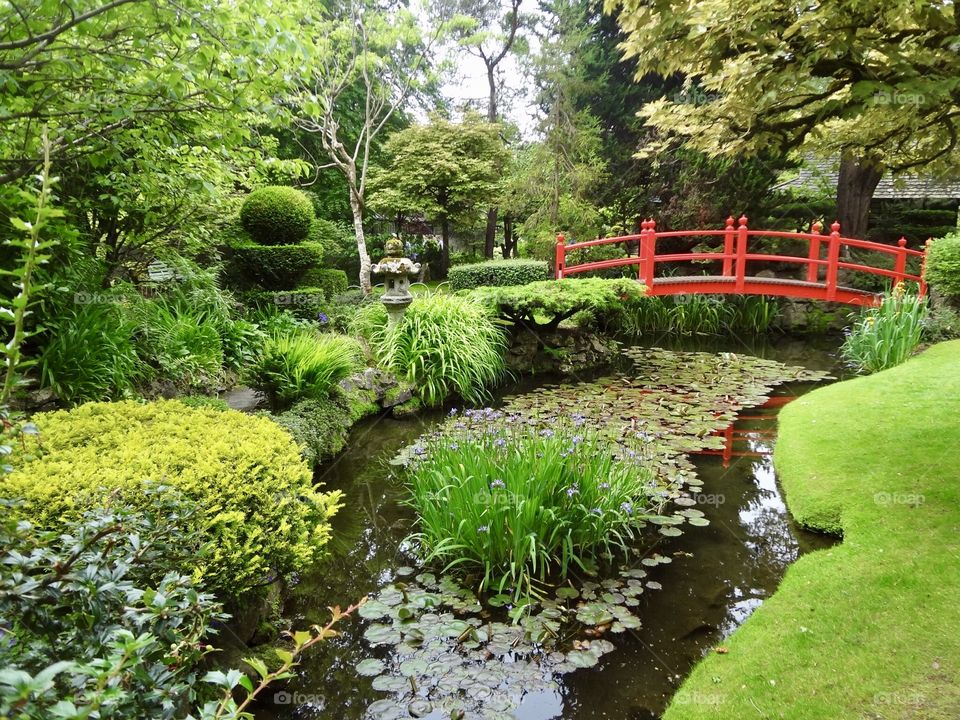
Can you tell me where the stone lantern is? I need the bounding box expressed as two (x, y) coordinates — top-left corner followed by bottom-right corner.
(371, 236), (421, 326)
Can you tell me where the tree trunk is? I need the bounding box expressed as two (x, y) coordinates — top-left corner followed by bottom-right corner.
(484, 207), (498, 258)
(440, 215), (450, 277)
(483, 64), (499, 259)
(502, 214), (515, 257)
(350, 190), (372, 295)
(836, 154), (883, 239)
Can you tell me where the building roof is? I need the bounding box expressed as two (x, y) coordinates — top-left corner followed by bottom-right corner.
(776, 158), (960, 200)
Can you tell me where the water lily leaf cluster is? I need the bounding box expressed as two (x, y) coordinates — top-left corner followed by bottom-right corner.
(354, 566), (669, 719)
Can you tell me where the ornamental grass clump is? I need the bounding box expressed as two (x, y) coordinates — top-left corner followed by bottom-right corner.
(404, 409), (663, 599)
(841, 283), (928, 374)
(352, 293), (507, 406)
(248, 330), (362, 408)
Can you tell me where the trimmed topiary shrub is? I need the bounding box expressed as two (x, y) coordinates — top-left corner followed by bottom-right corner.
(300, 267), (349, 298)
(231, 242), (324, 289)
(3, 400), (343, 598)
(245, 288), (327, 321)
(240, 186), (315, 245)
(467, 278), (645, 330)
(926, 233), (960, 299)
(448, 259), (548, 291)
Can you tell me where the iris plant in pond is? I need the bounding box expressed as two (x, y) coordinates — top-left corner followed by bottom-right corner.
(841, 282), (928, 374)
(404, 409), (664, 600)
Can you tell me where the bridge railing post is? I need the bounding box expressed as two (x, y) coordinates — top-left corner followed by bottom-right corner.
(825, 221), (841, 300)
(722, 216), (735, 276)
(637, 219), (647, 283)
(735, 215), (748, 291)
(641, 219), (656, 290)
(806, 221), (822, 283)
(555, 233), (566, 279)
(920, 238), (931, 296)
(893, 237), (908, 286)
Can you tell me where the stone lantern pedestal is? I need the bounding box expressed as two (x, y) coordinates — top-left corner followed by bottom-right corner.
(371, 237), (421, 327)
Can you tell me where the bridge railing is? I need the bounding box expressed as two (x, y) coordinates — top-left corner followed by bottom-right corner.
(555, 216), (928, 300)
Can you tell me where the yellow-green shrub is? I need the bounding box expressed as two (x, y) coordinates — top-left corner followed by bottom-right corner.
(3, 400), (342, 598)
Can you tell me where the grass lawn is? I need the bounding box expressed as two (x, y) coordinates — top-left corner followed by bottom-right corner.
(664, 340), (960, 720)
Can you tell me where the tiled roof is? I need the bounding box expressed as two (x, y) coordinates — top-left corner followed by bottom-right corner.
(776, 158), (960, 200)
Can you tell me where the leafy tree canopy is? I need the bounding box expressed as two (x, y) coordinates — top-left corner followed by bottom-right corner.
(605, 0), (960, 175)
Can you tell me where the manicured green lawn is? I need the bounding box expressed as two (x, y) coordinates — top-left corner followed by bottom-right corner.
(665, 340), (960, 720)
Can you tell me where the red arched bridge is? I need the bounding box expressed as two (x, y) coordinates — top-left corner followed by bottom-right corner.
(555, 216), (929, 306)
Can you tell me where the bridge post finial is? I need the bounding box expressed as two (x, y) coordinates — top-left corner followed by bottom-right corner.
(807, 220), (823, 283)
(738, 214), (748, 228)
(897, 237), (907, 248)
(725, 216), (735, 229)
(830, 221), (841, 235)
(555, 233), (566, 280)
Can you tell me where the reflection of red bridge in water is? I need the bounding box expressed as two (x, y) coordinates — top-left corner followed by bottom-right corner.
(694, 396), (795, 468)
(555, 217), (929, 306)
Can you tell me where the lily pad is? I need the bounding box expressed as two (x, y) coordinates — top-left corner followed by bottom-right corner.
(566, 649), (600, 668)
(356, 658), (386, 676)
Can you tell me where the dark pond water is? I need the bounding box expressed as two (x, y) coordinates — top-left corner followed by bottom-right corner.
(255, 334), (840, 720)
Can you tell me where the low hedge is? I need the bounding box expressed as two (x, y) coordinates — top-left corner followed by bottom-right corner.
(448, 259), (548, 291)
(245, 288), (326, 320)
(240, 186), (315, 245)
(3, 400), (342, 598)
(925, 233), (960, 299)
(231, 242), (324, 290)
(299, 267), (349, 298)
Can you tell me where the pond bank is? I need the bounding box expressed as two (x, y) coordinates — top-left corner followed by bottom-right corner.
(254, 335), (841, 719)
(664, 340), (960, 719)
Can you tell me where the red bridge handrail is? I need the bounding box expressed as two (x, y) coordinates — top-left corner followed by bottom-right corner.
(554, 216), (929, 305)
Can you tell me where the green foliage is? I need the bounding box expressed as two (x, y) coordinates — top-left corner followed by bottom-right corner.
(607, 295), (780, 336)
(405, 414), (659, 599)
(607, 0), (960, 176)
(39, 302), (141, 404)
(218, 318), (268, 372)
(448, 259), (549, 290)
(4, 400), (342, 598)
(300, 267), (349, 297)
(231, 242), (325, 290)
(354, 294), (506, 407)
(467, 278), (645, 330)
(841, 284), (928, 374)
(240, 187), (316, 246)
(270, 388), (378, 468)
(130, 295), (226, 389)
(308, 218), (361, 277)
(247, 331), (362, 408)
(2, 136), (61, 405)
(369, 115), (507, 272)
(925, 233), (960, 299)
(0, 493), (225, 719)
(566, 239), (629, 279)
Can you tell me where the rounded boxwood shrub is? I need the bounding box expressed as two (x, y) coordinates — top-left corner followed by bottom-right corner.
(240, 186), (315, 246)
(231, 242), (324, 289)
(448, 259), (549, 291)
(3, 400), (342, 598)
(299, 267), (349, 298)
(925, 233), (960, 299)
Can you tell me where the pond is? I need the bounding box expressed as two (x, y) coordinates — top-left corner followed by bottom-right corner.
(255, 334), (840, 720)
